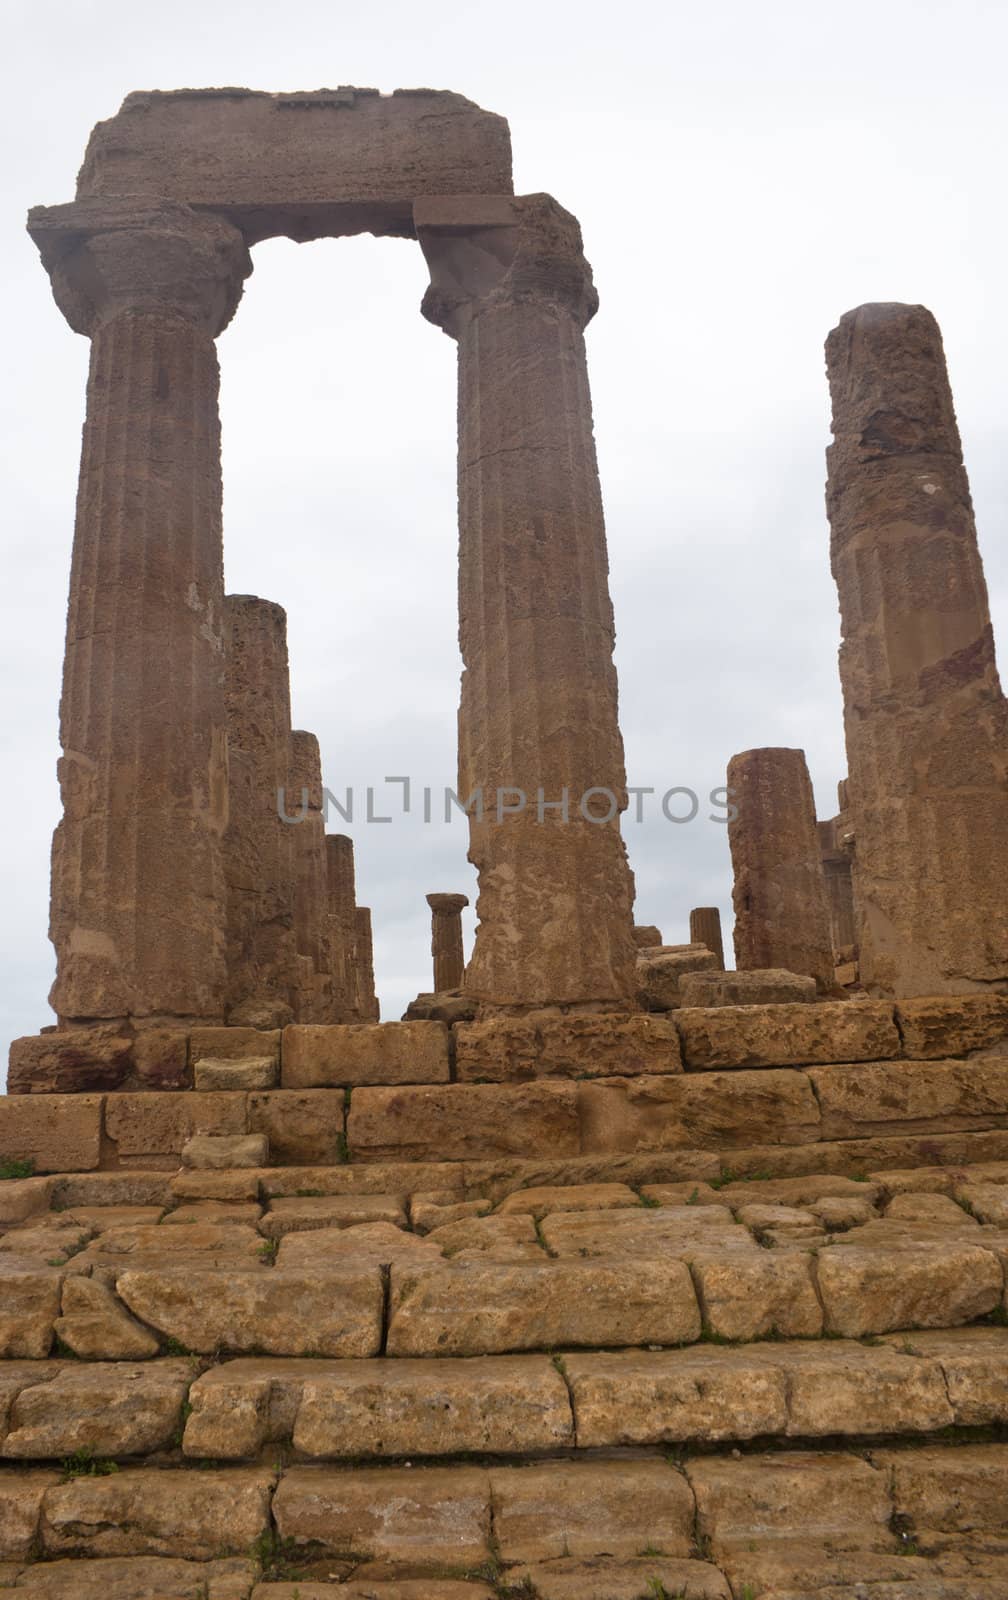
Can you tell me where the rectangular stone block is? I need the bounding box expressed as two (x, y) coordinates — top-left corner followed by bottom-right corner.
(194, 1058), (277, 1091)
(247, 1089), (345, 1165)
(540, 1205), (751, 1259)
(776, 1342), (953, 1436)
(116, 1266), (383, 1356)
(104, 1092), (248, 1168)
(260, 1195), (406, 1238)
(260, 1161), (463, 1197)
(879, 1442), (1008, 1532)
(273, 1463), (491, 1566)
(1, 1360), (192, 1458)
(676, 1000), (899, 1069)
(189, 1026), (281, 1064)
(39, 1466), (273, 1559)
(508, 1556), (731, 1600)
(0, 1264), (61, 1358)
(281, 1021), (451, 1088)
(690, 1250), (823, 1340)
(0, 1175), (55, 1225)
(386, 1256), (701, 1355)
(490, 1459), (694, 1563)
(455, 1012), (682, 1081)
(0, 1094), (103, 1173)
(897, 995), (1008, 1059)
(686, 1449), (893, 1553)
(347, 1083), (581, 1161)
(809, 1057), (1008, 1139)
(577, 1071), (821, 1153)
(816, 1242), (1003, 1336)
(882, 1327), (1008, 1424)
(0, 1470), (55, 1559)
(563, 1348), (788, 1447)
(7, 1028), (133, 1094)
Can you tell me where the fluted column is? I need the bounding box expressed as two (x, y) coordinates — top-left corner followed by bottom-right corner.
(727, 747), (834, 991)
(29, 200), (250, 1022)
(417, 194), (637, 1010)
(427, 892), (469, 991)
(326, 833), (361, 1021)
(289, 730), (332, 1022)
(223, 595), (297, 1025)
(826, 304), (1008, 995)
(354, 907), (380, 1022)
(689, 907), (725, 970)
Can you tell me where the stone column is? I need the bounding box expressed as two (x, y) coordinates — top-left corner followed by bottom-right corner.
(29, 200), (251, 1023)
(427, 892), (469, 992)
(727, 747), (834, 991)
(416, 194), (637, 1011)
(354, 907), (380, 1022)
(326, 833), (361, 1021)
(689, 907), (725, 970)
(288, 730), (332, 1022)
(826, 304), (1008, 994)
(817, 815), (857, 958)
(222, 595), (297, 1026)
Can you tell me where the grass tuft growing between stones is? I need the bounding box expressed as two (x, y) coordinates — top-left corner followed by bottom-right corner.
(250, 1526), (309, 1580)
(61, 1447), (119, 1480)
(0, 1157), (35, 1180)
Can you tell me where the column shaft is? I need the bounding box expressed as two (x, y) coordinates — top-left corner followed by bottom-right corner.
(689, 907), (725, 970)
(326, 833), (362, 1021)
(826, 303), (1008, 994)
(289, 730), (332, 1022)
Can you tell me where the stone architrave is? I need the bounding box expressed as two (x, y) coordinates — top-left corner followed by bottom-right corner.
(427, 893), (469, 992)
(825, 304), (1008, 995)
(223, 596), (297, 1026)
(688, 908), (725, 971)
(727, 748), (834, 992)
(416, 194), (637, 1010)
(29, 200), (251, 1023)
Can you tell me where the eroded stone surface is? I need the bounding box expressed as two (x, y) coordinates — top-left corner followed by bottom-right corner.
(39, 1466), (273, 1558)
(347, 1082), (581, 1161)
(491, 1457), (694, 1562)
(454, 1012), (681, 1081)
(273, 1463), (490, 1566)
(281, 1022), (451, 1088)
(676, 1001), (898, 1069)
(1, 1361), (191, 1458)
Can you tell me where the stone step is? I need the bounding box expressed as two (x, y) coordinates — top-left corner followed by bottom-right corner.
(3, 1327), (1005, 1464)
(2, 1444), (1008, 1596)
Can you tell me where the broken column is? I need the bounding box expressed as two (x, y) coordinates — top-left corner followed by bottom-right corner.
(222, 596), (298, 1026)
(818, 778), (857, 961)
(288, 730), (332, 1023)
(417, 194), (637, 1010)
(826, 303), (1008, 994)
(689, 907), (725, 970)
(427, 893), (469, 992)
(354, 908), (380, 1022)
(726, 747), (834, 991)
(29, 201), (251, 1022)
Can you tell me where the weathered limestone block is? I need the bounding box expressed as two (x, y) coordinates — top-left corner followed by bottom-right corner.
(809, 1056), (1008, 1138)
(403, 989), (479, 1024)
(281, 1021), (451, 1087)
(454, 1012), (681, 1081)
(494, 1182), (639, 1217)
(386, 1256), (702, 1354)
(7, 1027), (133, 1094)
(425, 1213), (545, 1261)
(0, 1094), (102, 1173)
(0, 1176), (55, 1226)
(251, 1580), (493, 1599)
(0, 1265), (61, 1358)
(633, 924), (663, 949)
(163, 1200), (262, 1226)
(779, 1341), (953, 1436)
(689, 1250), (823, 1340)
(194, 1056), (277, 1090)
(247, 1089), (345, 1166)
(540, 1205), (749, 1258)
(879, 1442), (1008, 1533)
(116, 1266), (383, 1356)
(426, 891), (468, 992)
(675, 999), (899, 1069)
(347, 1082), (581, 1161)
(490, 1458), (695, 1563)
(28, 200), (253, 1024)
(577, 1071), (821, 1153)
(411, 1193), (492, 1231)
(727, 747), (835, 991)
(170, 1169), (260, 1202)
(1, 1360), (191, 1458)
(0, 1471), (57, 1559)
(689, 906), (726, 969)
(816, 1242), (1003, 1335)
(54, 1276), (159, 1360)
(825, 302), (1008, 996)
(897, 994), (1008, 1059)
(1, 1556), (255, 1597)
(878, 1327), (1008, 1425)
(77, 1222), (265, 1273)
(104, 1091), (246, 1168)
(39, 1466), (273, 1559)
(259, 1195), (406, 1238)
(181, 1133), (267, 1169)
(635, 947), (720, 1011)
(678, 969), (817, 1008)
(277, 1221), (443, 1271)
(222, 595), (298, 1028)
(189, 1026), (281, 1063)
(564, 1347), (788, 1446)
(956, 1182), (1008, 1225)
(261, 1160), (463, 1199)
(273, 1463), (491, 1567)
(78, 88), (513, 223)
(417, 194), (637, 1008)
(687, 1449), (894, 1553)
(508, 1557), (731, 1600)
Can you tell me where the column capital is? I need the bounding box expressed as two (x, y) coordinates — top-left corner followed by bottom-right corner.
(427, 892), (469, 915)
(28, 200), (251, 336)
(415, 193), (598, 338)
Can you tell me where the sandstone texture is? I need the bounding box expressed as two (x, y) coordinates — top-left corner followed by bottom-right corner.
(281, 1021), (450, 1087)
(454, 1011), (681, 1081)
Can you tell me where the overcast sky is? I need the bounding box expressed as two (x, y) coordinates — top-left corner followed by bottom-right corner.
(2, 0), (1007, 1058)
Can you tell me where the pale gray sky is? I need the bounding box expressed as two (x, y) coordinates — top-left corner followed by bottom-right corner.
(2, 0), (1007, 1054)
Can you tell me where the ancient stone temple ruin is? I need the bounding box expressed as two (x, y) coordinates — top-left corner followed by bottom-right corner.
(3, 86), (1008, 1600)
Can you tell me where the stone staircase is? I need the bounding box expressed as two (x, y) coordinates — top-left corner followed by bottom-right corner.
(3, 996), (1008, 1597)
